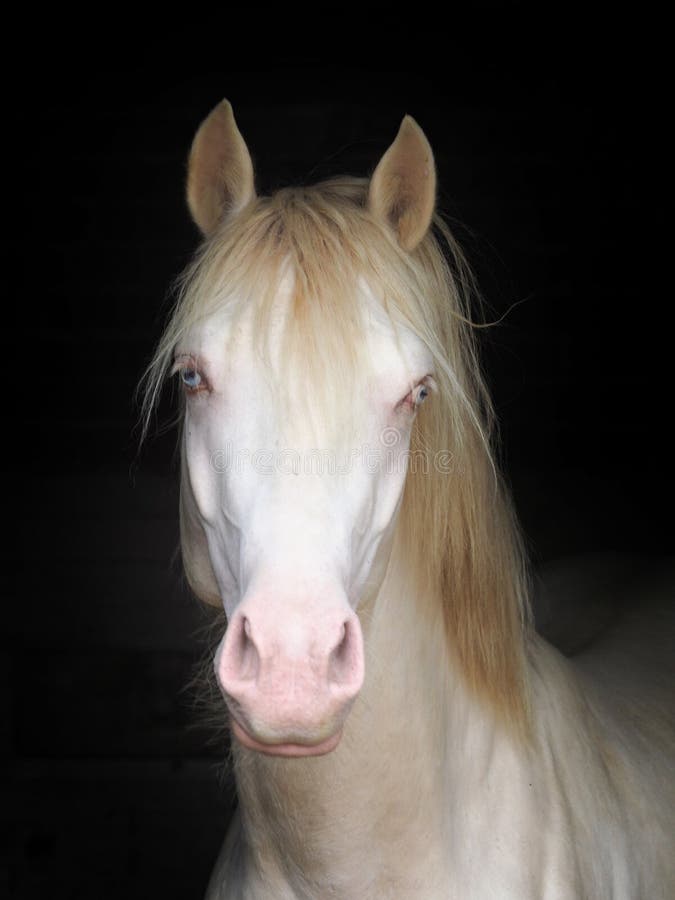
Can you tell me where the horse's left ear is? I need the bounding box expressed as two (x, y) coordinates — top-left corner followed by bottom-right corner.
(186, 99), (256, 236)
(368, 115), (436, 251)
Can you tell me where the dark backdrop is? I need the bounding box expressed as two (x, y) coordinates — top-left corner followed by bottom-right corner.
(5, 21), (670, 900)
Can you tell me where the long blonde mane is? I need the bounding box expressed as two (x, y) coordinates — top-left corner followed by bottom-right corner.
(141, 176), (532, 732)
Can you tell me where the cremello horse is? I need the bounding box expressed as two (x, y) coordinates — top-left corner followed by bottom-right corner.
(142, 100), (674, 898)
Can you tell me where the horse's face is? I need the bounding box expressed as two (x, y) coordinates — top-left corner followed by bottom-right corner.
(173, 98), (437, 756)
(178, 282), (433, 756)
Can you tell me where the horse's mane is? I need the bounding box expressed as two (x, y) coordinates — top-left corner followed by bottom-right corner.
(141, 176), (532, 733)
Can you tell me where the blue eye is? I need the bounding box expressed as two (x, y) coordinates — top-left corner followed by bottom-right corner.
(181, 368), (203, 390)
(397, 379), (433, 413)
(415, 384), (429, 406)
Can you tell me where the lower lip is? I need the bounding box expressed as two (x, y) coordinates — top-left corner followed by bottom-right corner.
(230, 718), (343, 757)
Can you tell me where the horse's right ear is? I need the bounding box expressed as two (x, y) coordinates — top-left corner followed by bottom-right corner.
(186, 99), (256, 236)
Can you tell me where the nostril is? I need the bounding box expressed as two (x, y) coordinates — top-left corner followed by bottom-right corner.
(328, 616), (364, 694)
(332, 624), (349, 664)
(238, 616), (260, 681)
(218, 613), (260, 689)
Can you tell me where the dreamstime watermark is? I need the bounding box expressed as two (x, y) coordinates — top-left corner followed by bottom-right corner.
(209, 428), (453, 476)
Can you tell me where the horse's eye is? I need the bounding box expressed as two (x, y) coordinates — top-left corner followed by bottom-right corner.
(410, 383), (431, 409)
(397, 378), (433, 413)
(414, 385), (429, 407)
(181, 368), (203, 390)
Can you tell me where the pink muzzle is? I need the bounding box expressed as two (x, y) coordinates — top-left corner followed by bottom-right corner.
(215, 596), (364, 757)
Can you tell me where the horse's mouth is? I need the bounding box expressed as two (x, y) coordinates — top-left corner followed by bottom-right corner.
(229, 716), (343, 758)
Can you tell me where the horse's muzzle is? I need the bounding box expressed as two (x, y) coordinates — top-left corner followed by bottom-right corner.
(215, 600), (364, 755)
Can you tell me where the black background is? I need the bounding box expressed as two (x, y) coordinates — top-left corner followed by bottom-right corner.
(4, 15), (671, 900)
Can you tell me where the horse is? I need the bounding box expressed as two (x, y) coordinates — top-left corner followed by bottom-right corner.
(141, 99), (674, 898)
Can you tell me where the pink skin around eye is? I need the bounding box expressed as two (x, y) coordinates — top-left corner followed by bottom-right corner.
(395, 392), (415, 414)
(171, 353), (197, 375)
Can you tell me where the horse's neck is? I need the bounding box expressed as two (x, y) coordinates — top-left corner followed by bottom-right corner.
(225, 563), (667, 898)
(231, 556), (515, 895)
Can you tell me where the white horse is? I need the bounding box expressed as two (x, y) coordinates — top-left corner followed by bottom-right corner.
(142, 100), (674, 898)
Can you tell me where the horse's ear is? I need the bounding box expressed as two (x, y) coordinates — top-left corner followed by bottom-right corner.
(186, 99), (256, 236)
(368, 116), (436, 251)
